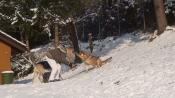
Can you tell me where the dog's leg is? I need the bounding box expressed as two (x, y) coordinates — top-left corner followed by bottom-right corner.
(83, 64), (89, 72)
(33, 72), (43, 84)
(54, 63), (62, 81)
(97, 59), (101, 68)
(32, 67), (39, 83)
(32, 65), (44, 84)
(32, 72), (37, 83)
(38, 73), (44, 83)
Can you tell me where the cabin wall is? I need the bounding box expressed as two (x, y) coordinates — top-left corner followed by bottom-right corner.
(0, 41), (11, 84)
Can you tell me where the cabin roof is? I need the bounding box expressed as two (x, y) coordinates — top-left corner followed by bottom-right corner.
(0, 30), (27, 52)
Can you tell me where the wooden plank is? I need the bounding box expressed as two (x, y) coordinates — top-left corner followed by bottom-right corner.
(0, 42), (11, 84)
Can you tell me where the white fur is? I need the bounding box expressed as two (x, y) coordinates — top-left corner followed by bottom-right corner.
(43, 56), (61, 81)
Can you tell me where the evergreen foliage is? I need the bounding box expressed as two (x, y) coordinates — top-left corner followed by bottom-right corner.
(0, 0), (174, 46)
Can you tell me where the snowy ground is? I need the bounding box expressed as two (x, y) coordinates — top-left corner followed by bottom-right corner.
(1, 27), (175, 98)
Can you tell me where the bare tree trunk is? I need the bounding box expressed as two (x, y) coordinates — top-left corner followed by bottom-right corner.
(20, 31), (24, 43)
(103, 0), (107, 6)
(19, 26), (24, 43)
(141, 0), (146, 32)
(88, 33), (93, 53)
(24, 32), (30, 52)
(117, 0), (121, 36)
(153, 0), (167, 35)
(54, 23), (60, 48)
(143, 9), (146, 32)
(68, 21), (81, 63)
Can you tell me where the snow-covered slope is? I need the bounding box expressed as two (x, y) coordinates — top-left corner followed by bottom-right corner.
(1, 27), (175, 98)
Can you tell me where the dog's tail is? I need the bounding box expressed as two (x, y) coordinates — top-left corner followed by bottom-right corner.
(102, 57), (112, 65)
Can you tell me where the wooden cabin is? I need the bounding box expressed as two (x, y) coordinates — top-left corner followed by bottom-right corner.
(0, 30), (27, 84)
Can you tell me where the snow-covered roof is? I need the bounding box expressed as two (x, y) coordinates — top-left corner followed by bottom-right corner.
(0, 30), (27, 52)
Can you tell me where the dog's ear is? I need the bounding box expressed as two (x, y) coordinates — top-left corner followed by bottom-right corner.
(80, 52), (84, 56)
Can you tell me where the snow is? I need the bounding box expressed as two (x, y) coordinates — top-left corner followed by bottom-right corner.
(11, 19), (18, 25)
(30, 8), (38, 12)
(32, 14), (37, 20)
(1, 27), (175, 98)
(0, 13), (11, 20)
(15, 10), (33, 23)
(1, 71), (14, 73)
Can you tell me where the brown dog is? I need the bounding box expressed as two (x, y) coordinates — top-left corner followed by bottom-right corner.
(76, 51), (112, 68)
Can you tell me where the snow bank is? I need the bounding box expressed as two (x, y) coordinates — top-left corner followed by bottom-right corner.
(1, 71), (14, 73)
(1, 27), (175, 98)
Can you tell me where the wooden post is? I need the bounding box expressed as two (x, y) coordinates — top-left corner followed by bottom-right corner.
(0, 42), (11, 84)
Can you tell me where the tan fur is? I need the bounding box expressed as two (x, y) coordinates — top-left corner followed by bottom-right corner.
(32, 64), (45, 83)
(66, 47), (75, 63)
(76, 51), (112, 68)
(65, 47), (77, 68)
